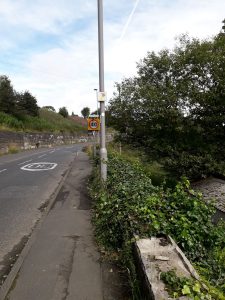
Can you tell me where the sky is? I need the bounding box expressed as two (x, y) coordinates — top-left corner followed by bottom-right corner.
(0, 0), (224, 116)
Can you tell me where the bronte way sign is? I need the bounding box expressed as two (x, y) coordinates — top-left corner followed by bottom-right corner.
(21, 162), (58, 171)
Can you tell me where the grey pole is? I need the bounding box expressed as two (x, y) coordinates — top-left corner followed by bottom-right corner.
(97, 0), (107, 181)
(94, 88), (98, 116)
(94, 88), (100, 144)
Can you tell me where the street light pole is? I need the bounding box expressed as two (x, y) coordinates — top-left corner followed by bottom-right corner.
(97, 0), (107, 181)
(94, 88), (98, 116)
(94, 88), (99, 144)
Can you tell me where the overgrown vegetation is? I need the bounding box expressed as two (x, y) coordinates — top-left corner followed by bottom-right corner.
(90, 150), (225, 298)
(0, 108), (86, 133)
(107, 20), (225, 180)
(90, 20), (225, 299)
(0, 75), (86, 133)
(161, 270), (225, 300)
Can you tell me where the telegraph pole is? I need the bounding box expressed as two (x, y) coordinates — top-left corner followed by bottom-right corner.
(97, 0), (107, 181)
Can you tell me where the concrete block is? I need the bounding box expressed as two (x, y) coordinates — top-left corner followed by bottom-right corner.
(134, 236), (199, 299)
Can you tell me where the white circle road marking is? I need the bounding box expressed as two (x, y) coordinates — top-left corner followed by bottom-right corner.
(21, 162), (58, 171)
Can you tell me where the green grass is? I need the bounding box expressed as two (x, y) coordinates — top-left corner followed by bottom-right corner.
(8, 145), (19, 154)
(0, 109), (86, 133)
(108, 142), (171, 186)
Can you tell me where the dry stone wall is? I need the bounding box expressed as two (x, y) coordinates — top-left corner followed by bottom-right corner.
(0, 131), (85, 154)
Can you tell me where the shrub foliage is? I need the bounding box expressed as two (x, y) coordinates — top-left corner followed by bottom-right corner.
(107, 22), (225, 180)
(90, 151), (225, 294)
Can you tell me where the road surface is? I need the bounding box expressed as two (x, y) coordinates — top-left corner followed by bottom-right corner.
(0, 144), (83, 284)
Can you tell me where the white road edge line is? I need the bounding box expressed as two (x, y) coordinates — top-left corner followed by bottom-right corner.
(38, 154), (47, 158)
(18, 159), (32, 166)
(0, 169), (7, 173)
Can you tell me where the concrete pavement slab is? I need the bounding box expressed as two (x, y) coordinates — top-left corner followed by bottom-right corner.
(4, 152), (103, 300)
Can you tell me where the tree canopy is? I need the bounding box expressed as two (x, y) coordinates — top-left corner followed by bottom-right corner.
(15, 91), (39, 117)
(81, 107), (90, 118)
(0, 76), (39, 117)
(108, 21), (225, 179)
(0, 76), (15, 115)
(42, 106), (56, 112)
(58, 106), (69, 118)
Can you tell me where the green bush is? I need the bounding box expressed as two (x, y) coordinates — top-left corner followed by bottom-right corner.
(161, 270), (225, 300)
(0, 112), (24, 129)
(164, 152), (222, 180)
(90, 151), (225, 294)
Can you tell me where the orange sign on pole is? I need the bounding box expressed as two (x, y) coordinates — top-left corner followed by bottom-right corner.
(87, 117), (100, 131)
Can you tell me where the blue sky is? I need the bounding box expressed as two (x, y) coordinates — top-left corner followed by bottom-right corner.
(0, 0), (224, 115)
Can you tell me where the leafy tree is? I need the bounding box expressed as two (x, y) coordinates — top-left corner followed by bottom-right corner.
(222, 19), (225, 33)
(42, 106), (55, 112)
(58, 106), (69, 118)
(0, 75), (15, 115)
(16, 91), (39, 117)
(108, 22), (225, 179)
(81, 107), (90, 118)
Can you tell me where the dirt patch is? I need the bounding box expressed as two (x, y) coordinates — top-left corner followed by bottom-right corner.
(0, 236), (29, 287)
(101, 257), (132, 300)
(77, 178), (92, 210)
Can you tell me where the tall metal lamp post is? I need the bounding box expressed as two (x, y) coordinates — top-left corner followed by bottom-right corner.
(94, 88), (98, 116)
(94, 88), (99, 144)
(97, 0), (107, 181)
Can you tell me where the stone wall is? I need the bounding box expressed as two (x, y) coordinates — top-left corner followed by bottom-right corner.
(0, 131), (86, 154)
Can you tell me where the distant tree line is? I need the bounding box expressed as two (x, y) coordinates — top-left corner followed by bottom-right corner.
(0, 76), (73, 120)
(0, 74), (97, 125)
(0, 75), (39, 117)
(108, 20), (225, 180)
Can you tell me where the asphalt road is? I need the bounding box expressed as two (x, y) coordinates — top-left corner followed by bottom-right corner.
(0, 144), (83, 281)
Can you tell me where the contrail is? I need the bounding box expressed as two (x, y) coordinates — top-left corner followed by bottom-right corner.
(118, 0), (140, 42)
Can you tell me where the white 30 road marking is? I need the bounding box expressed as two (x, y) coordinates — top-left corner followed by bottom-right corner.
(0, 169), (7, 173)
(21, 162), (57, 171)
(18, 159), (32, 166)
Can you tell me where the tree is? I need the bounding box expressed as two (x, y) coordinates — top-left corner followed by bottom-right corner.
(59, 106), (69, 118)
(81, 107), (90, 118)
(16, 91), (39, 117)
(0, 75), (15, 115)
(108, 22), (225, 179)
(42, 106), (55, 112)
(222, 19), (225, 33)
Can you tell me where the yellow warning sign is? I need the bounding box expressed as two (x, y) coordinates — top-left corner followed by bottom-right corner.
(87, 117), (100, 131)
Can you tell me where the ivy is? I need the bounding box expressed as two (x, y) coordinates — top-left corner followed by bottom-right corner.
(161, 270), (225, 300)
(90, 151), (225, 295)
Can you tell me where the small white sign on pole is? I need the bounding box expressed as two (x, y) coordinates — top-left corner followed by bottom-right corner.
(98, 92), (107, 102)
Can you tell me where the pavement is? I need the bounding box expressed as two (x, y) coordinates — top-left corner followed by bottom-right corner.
(0, 151), (130, 300)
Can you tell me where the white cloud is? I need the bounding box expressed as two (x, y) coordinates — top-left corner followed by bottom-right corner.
(1, 0), (225, 115)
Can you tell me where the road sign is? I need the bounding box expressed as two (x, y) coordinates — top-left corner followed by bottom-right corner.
(98, 91), (107, 102)
(88, 117), (100, 131)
